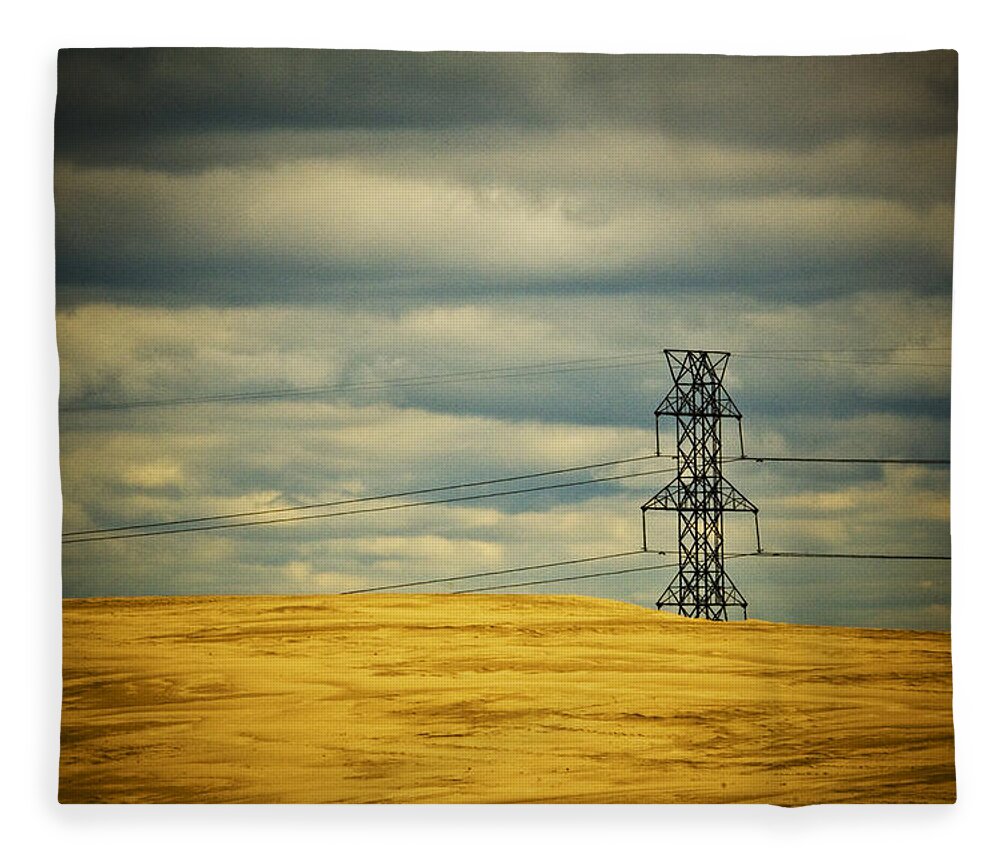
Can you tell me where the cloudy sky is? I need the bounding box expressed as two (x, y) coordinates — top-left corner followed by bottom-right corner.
(55, 49), (954, 629)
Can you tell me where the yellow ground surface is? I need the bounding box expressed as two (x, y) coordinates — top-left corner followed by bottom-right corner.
(60, 594), (955, 804)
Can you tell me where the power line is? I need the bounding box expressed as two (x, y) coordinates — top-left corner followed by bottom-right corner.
(61, 465), (677, 545)
(450, 551), (949, 595)
(328, 548), (944, 600)
(453, 561), (679, 594)
(735, 455), (950, 466)
(732, 353), (949, 368)
(60, 347), (952, 413)
(60, 353), (664, 413)
(64, 454), (664, 536)
(747, 551), (951, 561)
(63, 451), (951, 541)
(454, 552), (760, 594)
(341, 550), (653, 594)
(444, 550), (950, 595)
(737, 348), (950, 354)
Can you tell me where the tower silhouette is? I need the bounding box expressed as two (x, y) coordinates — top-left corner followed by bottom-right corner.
(641, 350), (761, 620)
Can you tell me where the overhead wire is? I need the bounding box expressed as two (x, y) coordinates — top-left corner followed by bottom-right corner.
(732, 354), (949, 368)
(63, 452), (951, 543)
(452, 561), (677, 593)
(341, 549), (654, 594)
(745, 551), (951, 561)
(732, 455), (950, 466)
(60, 353), (664, 413)
(61, 465), (677, 545)
(735, 348), (950, 354)
(64, 453), (665, 536)
(453, 552), (761, 594)
(345, 550), (946, 598)
(60, 346), (952, 413)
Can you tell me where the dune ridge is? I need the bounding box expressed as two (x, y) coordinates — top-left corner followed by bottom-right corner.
(60, 593), (955, 804)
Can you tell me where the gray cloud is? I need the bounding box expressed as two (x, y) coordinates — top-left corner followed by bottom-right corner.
(55, 51), (956, 307)
(54, 156), (953, 306)
(54, 50), (954, 628)
(56, 49), (957, 166)
(55, 295), (951, 431)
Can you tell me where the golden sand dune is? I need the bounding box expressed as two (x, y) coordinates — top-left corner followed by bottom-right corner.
(59, 594), (954, 804)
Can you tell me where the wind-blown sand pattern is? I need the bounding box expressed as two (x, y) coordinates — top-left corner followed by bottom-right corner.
(60, 594), (954, 804)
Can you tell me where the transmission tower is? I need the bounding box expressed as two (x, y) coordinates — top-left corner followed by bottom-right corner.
(641, 350), (761, 620)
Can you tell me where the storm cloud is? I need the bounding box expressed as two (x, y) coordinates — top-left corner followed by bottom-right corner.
(56, 50), (957, 159)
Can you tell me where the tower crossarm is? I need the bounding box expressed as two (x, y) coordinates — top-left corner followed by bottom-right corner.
(654, 384), (742, 420)
(641, 476), (758, 513)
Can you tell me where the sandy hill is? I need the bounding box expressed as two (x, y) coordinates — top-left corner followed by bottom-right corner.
(59, 593), (954, 804)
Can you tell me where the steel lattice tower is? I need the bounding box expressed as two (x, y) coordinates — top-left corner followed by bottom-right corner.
(641, 350), (761, 620)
